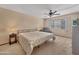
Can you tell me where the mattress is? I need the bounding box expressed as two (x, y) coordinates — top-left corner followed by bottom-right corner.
(18, 31), (53, 54)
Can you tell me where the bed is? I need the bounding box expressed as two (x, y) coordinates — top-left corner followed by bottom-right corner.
(18, 29), (53, 55)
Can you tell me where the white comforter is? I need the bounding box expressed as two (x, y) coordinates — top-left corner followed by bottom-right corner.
(18, 31), (53, 55)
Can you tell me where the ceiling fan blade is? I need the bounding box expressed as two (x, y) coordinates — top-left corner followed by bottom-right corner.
(53, 11), (57, 14)
(53, 13), (60, 15)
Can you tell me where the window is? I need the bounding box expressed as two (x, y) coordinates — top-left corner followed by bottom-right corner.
(48, 18), (67, 30)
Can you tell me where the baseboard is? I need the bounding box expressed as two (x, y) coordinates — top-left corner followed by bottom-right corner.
(0, 42), (9, 46)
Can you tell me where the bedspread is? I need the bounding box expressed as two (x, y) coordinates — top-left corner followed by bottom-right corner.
(18, 31), (53, 55)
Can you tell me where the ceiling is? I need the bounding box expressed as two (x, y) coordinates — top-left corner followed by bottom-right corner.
(0, 4), (79, 18)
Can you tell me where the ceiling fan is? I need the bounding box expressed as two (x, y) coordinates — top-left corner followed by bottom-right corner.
(44, 10), (60, 17)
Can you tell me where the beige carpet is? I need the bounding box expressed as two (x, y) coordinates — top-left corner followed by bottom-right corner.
(32, 36), (72, 55)
(0, 36), (72, 55)
(0, 43), (25, 55)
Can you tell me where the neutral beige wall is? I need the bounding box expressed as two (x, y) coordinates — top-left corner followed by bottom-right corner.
(0, 7), (43, 33)
(0, 7), (43, 45)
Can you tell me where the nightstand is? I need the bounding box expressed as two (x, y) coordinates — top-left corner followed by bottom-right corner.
(9, 33), (17, 45)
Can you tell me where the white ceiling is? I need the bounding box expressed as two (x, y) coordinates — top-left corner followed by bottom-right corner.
(0, 4), (79, 18)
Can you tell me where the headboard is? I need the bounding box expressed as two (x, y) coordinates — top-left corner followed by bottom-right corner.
(17, 29), (38, 34)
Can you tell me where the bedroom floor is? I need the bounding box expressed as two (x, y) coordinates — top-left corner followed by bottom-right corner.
(0, 36), (72, 55)
(32, 36), (72, 55)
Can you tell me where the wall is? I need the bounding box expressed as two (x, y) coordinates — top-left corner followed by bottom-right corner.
(0, 7), (43, 33)
(0, 7), (43, 45)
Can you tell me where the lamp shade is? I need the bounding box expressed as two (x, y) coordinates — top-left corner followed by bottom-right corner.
(7, 27), (17, 34)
